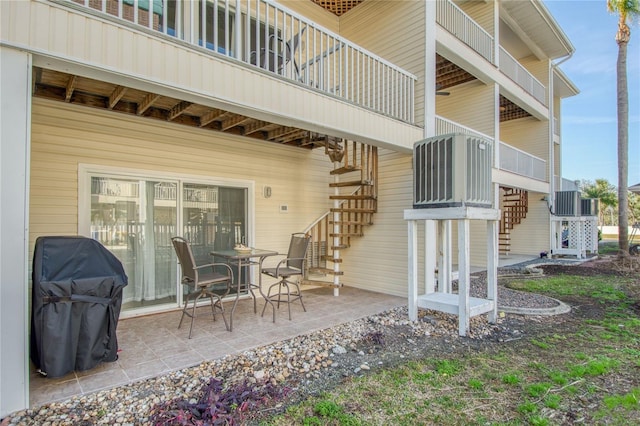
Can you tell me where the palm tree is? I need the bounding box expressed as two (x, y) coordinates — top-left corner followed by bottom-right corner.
(607, 0), (640, 256)
(580, 179), (617, 225)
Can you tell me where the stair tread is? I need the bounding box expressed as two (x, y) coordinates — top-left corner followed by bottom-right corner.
(329, 180), (373, 187)
(330, 208), (376, 213)
(329, 194), (377, 200)
(330, 166), (362, 175)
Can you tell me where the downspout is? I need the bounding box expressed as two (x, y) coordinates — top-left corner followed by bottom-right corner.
(548, 51), (573, 251)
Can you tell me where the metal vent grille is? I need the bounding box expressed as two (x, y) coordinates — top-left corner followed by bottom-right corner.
(413, 133), (493, 208)
(580, 198), (598, 216)
(555, 191), (581, 216)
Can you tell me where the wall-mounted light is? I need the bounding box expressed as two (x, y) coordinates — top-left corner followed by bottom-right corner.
(263, 186), (272, 198)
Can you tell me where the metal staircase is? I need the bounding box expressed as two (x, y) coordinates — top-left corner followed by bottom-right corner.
(303, 137), (378, 291)
(499, 187), (528, 255)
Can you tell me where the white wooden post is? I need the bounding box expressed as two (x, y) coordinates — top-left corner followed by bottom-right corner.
(438, 220), (452, 293)
(408, 220), (418, 321)
(425, 220), (436, 294)
(458, 219), (470, 336)
(487, 220), (498, 323)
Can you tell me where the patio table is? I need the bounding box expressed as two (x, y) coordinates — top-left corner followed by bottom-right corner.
(210, 248), (278, 331)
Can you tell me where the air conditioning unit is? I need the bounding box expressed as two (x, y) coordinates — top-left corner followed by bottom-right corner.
(413, 133), (493, 209)
(555, 190), (581, 216)
(581, 198), (599, 216)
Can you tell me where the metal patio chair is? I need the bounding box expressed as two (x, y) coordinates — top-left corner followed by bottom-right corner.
(261, 232), (311, 321)
(171, 237), (233, 338)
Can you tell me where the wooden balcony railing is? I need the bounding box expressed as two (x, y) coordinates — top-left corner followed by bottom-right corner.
(62, 0), (416, 123)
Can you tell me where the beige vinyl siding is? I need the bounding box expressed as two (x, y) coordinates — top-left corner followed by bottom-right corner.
(339, 148), (413, 296)
(508, 192), (550, 255)
(29, 98), (333, 259)
(459, 0), (495, 35)
(339, 0), (426, 127)
(436, 81), (496, 136)
(520, 56), (549, 89)
(500, 116), (549, 165)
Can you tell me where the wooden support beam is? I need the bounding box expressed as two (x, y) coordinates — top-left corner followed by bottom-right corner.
(108, 86), (127, 110)
(220, 114), (250, 131)
(32, 68), (43, 95)
(199, 109), (224, 127)
(137, 93), (160, 115)
(277, 130), (307, 144)
(267, 126), (298, 140)
(168, 101), (192, 121)
(65, 75), (77, 102)
(243, 120), (270, 136)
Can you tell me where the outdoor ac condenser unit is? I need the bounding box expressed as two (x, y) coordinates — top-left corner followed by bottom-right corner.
(413, 133), (494, 209)
(555, 190), (581, 216)
(581, 198), (599, 217)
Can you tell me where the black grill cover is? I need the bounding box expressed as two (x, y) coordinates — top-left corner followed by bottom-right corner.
(30, 236), (128, 378)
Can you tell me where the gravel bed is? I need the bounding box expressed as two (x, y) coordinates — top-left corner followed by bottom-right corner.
(2, 263), (570, 425)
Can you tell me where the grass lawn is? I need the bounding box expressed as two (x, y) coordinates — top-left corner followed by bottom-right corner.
(265, 270), (640, 425)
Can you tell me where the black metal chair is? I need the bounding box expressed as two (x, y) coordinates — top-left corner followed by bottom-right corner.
(261, 233), (311, 321)
(171, 237), (233, 338)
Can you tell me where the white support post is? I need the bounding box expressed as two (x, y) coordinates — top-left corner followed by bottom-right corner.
(437, 220), (451, 293)
(425, 220), (436, 294)
(408, 220), (418, 321)
(458, 219), (470, 336)
(487, 220), (498, 323)
(0, 47), (31, 417)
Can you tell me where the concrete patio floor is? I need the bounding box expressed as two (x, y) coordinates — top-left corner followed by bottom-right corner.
(29, 286), (405, 408)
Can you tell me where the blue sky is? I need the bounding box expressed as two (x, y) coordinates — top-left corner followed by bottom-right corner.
(543, 0), (640, 188)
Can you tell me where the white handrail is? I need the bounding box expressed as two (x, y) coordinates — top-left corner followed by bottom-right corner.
(499, 47), (546, 105)
(499, 141), (546, 181)
(436, 0), (494, 63)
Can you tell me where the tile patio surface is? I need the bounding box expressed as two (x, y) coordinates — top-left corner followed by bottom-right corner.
(28, 254), (538, 408)
(29, 286), (405, 408)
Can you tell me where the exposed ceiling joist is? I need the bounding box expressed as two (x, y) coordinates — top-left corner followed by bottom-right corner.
(65, 75), (77, 102)
(168, 101), (193, 121)
(108, 86), (127, 110)
(137, 93), (160, 115)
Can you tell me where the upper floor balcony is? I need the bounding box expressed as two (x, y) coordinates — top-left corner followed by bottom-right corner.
(436, 0), (547, 107)
(62, 0), (416, 124)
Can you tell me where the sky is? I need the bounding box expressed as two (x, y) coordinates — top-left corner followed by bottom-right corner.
(543, 0), (640, 188)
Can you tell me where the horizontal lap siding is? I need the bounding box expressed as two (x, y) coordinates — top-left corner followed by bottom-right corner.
(459, 1), (495, 35)
(500, 117), (549, 164)
(437, 81), (496, 136)
(508, 192), (550, 255)
(340, 148), (414, 296)
(339, 0), (425, 127)
(29, 98), (332, 259)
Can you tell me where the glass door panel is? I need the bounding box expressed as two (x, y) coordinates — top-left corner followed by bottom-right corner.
(182, 184), (247, 291)
(90, 177), (178, 311)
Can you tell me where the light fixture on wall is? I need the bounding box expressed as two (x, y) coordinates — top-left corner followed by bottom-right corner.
(263, 186), (272, 198)
(436, 83), (450, 96)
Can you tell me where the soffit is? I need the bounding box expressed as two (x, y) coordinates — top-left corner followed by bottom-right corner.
(553, 67), (580, 99)
(500, 0), (574, 60)
(310, 0), (365, 16)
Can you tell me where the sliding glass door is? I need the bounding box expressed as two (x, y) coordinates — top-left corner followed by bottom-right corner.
(87, 172), (248, 314)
